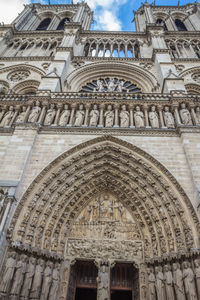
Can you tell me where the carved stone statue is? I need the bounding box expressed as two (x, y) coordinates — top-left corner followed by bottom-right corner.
(10, 254), (27, 295)
(155, 266), (165, 299)
(195, 107), (200, 123)
(21, 257), (36, 298)
(194, 260), (200, 299)
(134, 106), (144, 127)
(107, 78), (116, 92)
(147, 268), (156, 300)
(179, 103), (192, 125)
(95, 80), (104, 92)
(59, 260), (71, 298)
(15, 106), (27, 123)
(59, 105), (70, 126)
(89, 104), (99, 126)
(120, 105), (129, 127)
(183, 261), (197, 300)
(163, 106), (175, 128)
(0, 252), (16, 294)
(28, 101), (41, 123)
(44, 104), (56, 126)
(41, 261), (53, 300)
(30, 258), (44, 299)
(104, 105), (114, 127)
(117, 80), (124, 92)
(49, 263), (60, 300)
(172, 263), (185, 300)
(163, 264), (175, 300)
(74, 104), (85, 127)
(0, 106), (14, 127)
(97, 264), (109, 300)
(149, 106), (159, 128)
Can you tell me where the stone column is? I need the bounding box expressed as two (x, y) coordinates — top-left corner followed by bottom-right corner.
(0, 106), (7, 123)
(158, 106), (166, 128)
(129, 104), (135, 128)
(173, 104), (181, 126)
(144, 105), (150, 128)
(98, 104), (105, 128)
(68, 104), (76, 127)
(114, 104), (119, 128)
(38, 103), (47, 125)
(24, 105), (31, 123)
(96, 261), (110, 300)
(83, 104), (90, 127)
(190, 104), (198, 125)
(10, 106), (20, 127)
(53, 104), (63, 126)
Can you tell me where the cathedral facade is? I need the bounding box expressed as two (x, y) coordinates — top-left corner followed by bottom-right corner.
(0, 1), (200, 299)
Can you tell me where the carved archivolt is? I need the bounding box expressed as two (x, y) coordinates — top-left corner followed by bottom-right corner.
(10, 136), (199, 261)
(65, 62), (159, 93)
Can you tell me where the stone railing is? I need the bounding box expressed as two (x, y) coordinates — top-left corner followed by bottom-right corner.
(0, 99), (199, 130)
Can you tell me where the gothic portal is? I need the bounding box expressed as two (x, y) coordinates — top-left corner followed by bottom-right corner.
(0, 2), (200, 300)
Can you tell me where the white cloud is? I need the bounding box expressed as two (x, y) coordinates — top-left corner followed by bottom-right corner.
(0, 0), (30, 24)
(74, 0), (128, 31)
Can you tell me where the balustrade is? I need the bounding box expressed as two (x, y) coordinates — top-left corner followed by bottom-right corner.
(0, 100), (199, 130)
(84, 38), (140, 58)
(166, 38), (200, 59)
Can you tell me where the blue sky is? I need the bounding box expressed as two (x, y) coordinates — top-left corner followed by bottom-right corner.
(0, 0), (199, 31)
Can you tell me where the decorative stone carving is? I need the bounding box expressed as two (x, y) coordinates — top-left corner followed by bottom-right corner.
(0, 106), (14, 127)
(172, 263), (185, 300)
(120, 105), (129, 127)
(194, 260), (200, 299)
(10, 254), (27, 296)
(80, 78), (141, 93)
(15, 106), (26, 123)
(155, 266), (165, 299)
(44, 104), (56, 126)
(192, 72), (200, 83)
(163, 106), (175, 128)
(0, 252), (16, 295)
(163, 264), (175, 300)
(21, 257), (36, 298)
(179, 103), (192, 125)
(97, 262), (110, 300)
(183, 261), (197, 300)
(134, 106), (145, 127)
(41, 261), (53, 300)
(149, 106), (159, 128)
(104, 105), (114, 127)
(7, 70), (30, 82)
(59, 105), (70, 126)
(195, 107), (200, 124)
(30, 258), (45, 299)
(89, 104), (99, 127)
(49, 263), (60, 300)
(28, 101), (41, 123)
(147, 268), (156, 300)
(74, 104), (85, 127)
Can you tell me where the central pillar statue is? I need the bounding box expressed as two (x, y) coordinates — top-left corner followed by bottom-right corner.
(97, 260), (110, 300)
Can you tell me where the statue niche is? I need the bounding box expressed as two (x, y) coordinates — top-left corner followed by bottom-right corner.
(65, 192), (143, 262)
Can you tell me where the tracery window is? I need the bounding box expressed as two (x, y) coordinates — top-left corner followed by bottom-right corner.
(56, 17), (70, 30)
(80, 78), (141, 93)
(175, 19), (187, 31)
(156, 18), (168, 31)
(36, 18), (51, 31)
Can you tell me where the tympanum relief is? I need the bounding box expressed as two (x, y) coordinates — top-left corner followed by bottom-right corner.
(65, 193), (144, 262)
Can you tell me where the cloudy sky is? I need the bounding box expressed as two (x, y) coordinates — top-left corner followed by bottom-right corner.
(0, 0), (199, 31)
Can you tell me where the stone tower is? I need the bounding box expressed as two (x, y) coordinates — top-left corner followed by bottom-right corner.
(0, 2), (200, 300)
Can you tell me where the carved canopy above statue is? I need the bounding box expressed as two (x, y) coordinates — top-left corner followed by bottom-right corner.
(80, 78), (141, 93)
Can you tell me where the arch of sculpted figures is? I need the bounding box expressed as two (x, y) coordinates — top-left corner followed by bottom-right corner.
(0, 136), (199, 299)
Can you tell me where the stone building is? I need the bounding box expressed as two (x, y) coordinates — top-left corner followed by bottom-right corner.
(0, 1), (200, 299)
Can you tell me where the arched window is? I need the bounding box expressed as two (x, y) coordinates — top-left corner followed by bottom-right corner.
(56, 18), (70, 30)
(175, 19), (187, 31)
(36, 18), (51, 31)
(156, 18), (168, 31)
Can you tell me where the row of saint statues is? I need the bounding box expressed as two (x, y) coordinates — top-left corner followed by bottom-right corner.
(0, 102), (199, 128)
(147, 260), (200, 300)
(0, 252), (60, 300)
